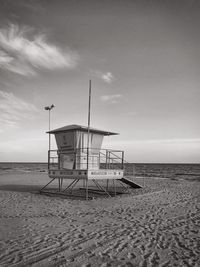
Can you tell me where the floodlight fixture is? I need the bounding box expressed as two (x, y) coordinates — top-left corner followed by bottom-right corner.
(44, 104), (55, 151)
(44, 104), (55, 111)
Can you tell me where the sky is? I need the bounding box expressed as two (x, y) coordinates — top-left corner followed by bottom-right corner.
(0, 0), (199, 163)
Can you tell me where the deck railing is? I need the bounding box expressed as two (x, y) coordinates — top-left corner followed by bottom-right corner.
(48, 148), (124, 171)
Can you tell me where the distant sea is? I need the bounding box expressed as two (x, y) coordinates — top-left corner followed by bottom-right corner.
(0, 162), (199, 181)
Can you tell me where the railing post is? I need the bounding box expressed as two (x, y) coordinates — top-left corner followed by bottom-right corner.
(87, 147), (89, 170)
(105, 149), (108, 169)
(108, 151), (110, 169)
(74, 149), (76, 170)
(58, 152), (60, 169)
(99, 152), (101, 169)
(48, 150), (50, 170)
(122, 151), (124, 170)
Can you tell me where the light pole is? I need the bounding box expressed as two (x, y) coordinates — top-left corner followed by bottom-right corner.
(44, 104), (55, 152)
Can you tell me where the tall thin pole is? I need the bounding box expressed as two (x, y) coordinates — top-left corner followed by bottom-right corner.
(87, 80), (92, 170)
(49, 109), (51, 152)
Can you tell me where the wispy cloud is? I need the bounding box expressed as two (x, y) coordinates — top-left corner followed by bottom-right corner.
(0, 90), (38, 129)
(101, 72), (114, 84)
(90, 70), (114, 84)
(0, 24), (79, 76)
(126, 111), (138, 117)
(101, 94), (122, 104)
(109, 138), (200, 146)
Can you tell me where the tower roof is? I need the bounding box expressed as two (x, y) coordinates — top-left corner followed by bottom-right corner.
(47, 124), (118, 136)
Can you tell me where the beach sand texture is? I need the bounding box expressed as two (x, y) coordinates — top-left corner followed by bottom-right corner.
(0, 168), (199, 267)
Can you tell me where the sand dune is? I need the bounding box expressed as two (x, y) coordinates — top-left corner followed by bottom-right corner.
(0, 173), (199, 267)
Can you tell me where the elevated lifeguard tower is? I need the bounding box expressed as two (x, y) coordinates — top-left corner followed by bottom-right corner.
(40, 124), (139, 199)
(40, 81), (141, 199)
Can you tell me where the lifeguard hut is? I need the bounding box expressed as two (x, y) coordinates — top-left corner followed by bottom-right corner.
(40, 81), (141, 199)
(40, 124), (141, 199)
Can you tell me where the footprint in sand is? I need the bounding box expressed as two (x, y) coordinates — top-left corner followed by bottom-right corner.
(127, 252), (136, 259)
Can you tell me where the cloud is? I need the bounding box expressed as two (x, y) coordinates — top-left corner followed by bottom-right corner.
(0, 24), (79, 76)
(101, 72), (114, 84)
(109, 138), (200, 146)
(90, 70), (114, 84)
(0, 90), (38, 129)
(126, 111), (138, 117)
(101, 94), (122, 104)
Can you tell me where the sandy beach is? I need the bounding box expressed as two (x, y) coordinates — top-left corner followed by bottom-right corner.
(1, 0), (200, 266)
(0, 172), (199, 267)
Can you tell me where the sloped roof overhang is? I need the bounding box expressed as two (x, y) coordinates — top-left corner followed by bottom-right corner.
(47, 124), (118, 136)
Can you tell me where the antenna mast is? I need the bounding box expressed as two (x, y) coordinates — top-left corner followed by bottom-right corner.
(87, 80), (92, 169)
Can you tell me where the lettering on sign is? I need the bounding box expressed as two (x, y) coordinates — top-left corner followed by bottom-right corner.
(50, 170), (87, 176)
(90, 171), (122, 176)
(91, 171), (107, 175)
